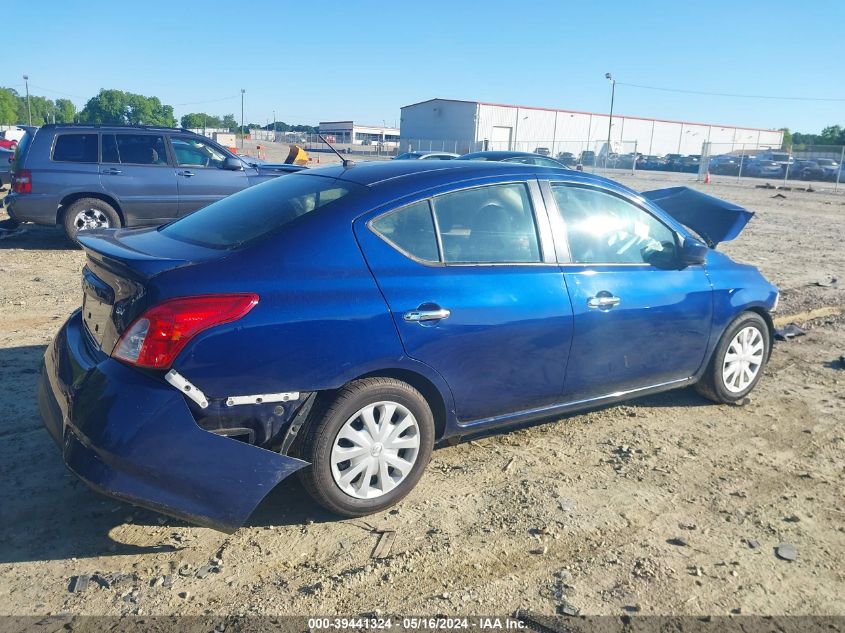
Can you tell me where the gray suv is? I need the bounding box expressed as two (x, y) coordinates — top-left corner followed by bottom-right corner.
(5, 125), (304, 240)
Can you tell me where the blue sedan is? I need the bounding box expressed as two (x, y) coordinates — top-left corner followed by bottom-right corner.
(38, 160), (778, 531)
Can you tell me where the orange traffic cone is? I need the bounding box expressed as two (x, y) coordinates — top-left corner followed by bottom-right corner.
(704, 172), (711, 184)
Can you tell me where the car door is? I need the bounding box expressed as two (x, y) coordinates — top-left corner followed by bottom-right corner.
(544, 180), (713, 401)
(169, 135), (249, 215)
(100, 133), (179, 225)
(355, 179), (574, 424)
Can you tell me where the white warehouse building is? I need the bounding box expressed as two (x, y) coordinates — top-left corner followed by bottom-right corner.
(399, 98), (783, 157)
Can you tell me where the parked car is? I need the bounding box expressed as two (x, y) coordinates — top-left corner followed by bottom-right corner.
(791, 158), (840, 181)
(456, 150), (569, 168)
(0, 126), (27, 149)
(680, 155), (701, 173)
(0, 147), (13, 187)
(556, 152), (577, 166)
(744, 159), (783, 178)
(579, 150), (597, 166)
(757, 151), (793, 170)
(664, 154), (684, 171)
(709, 155), (747, 176)
(534, 147), (551, 156)
(641, 155), (667, 171)
(38, 160), (777, 531)
(393, 151), (459, 160)
(4, 124), (305, 240)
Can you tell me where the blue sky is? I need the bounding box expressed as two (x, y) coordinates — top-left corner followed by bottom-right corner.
(4, 0), (843, 132)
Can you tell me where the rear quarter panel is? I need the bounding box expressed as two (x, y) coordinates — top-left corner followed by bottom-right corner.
(157, 211), (410, 398)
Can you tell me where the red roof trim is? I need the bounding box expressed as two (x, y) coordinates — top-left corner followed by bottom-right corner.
(400, 98), (781, 134)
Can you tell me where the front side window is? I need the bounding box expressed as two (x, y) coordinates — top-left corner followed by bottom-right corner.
(52, 134), (98, 163)
(171, 136), (228, 168)
(371, 200), (439, 262)
(551, 184), (676, 265)
(432, 183), (541, 263)
(109, 134), (168, 165)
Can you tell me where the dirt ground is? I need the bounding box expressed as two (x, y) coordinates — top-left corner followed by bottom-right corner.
(0, 172), (843, 618)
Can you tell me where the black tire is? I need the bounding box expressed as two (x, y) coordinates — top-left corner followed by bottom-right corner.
(62, 198), (121, 242)
(695, 311), (771, 404)
(298, 377), (434, 517)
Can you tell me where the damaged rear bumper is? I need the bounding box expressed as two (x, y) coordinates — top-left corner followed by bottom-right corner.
(37, 311), (308, 533)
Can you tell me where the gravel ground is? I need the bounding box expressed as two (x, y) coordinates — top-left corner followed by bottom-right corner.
(0, 173), (843, 618)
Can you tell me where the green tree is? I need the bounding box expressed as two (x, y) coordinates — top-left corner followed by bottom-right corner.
(221, 114), (237, 131)
(778, 127), (792, 150)
(54, 98), (77, 123)
(180, 112), (224, 129)
(818, 125), (844, 146)
(79, 89), (176, 127)
(0, 88), (18, 124)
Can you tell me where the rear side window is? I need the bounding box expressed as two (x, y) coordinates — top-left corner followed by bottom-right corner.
(52, 134), (98, 163)
(432, 183), (541, 263)
(160, 173), (361, 248)
(110, 134), (168, 165)
(371, 201), (439, 262)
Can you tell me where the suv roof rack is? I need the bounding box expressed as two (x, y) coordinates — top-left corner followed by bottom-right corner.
(41, 123), (192, 133)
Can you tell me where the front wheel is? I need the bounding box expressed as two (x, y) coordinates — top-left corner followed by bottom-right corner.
(695, 311), (771, 404)
(298, 378), (434, 517)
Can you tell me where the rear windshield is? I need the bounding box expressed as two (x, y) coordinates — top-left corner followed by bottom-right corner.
(13, 130), (33, 171)
(160, 173), (362, 248)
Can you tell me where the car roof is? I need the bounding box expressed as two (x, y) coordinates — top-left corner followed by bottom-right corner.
(298, 158), (610, 190)
(39, 124), (195, 134)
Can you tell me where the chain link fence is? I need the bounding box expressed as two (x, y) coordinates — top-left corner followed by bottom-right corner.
(213, 130), (845, 192)
(699, 142), (845, 192)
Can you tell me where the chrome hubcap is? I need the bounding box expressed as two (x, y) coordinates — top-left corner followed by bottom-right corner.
(330, 401), (420, 499)
(73, 208), (110, 231)
(722, 326), (765, 393)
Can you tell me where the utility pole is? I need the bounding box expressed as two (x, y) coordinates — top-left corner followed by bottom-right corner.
(605, 72), (616, 168)
(23, 75), (32, 125)
(240, 89), (246, 150)
(272, 109), (276, 142)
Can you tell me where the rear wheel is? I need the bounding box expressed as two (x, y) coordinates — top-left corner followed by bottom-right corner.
(298, 378), (434, 517)
(695, 312), (770, 404)
(63, 198), (121, 242)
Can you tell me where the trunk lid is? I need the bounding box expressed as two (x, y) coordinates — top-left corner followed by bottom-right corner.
(642, 186), (754, 248)
(77, 227), (222, 354)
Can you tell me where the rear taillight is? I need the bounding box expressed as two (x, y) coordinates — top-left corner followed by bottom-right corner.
(12, 168), (31, 194)
(112, 294), (259, 369)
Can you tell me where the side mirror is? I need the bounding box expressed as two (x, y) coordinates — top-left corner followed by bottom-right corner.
(680, 237), (709, 265)
(223, 156), (244, 171)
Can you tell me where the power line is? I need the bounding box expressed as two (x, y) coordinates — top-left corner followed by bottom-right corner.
(172, 94), (241, 107)
(29, 84), (83, 99)
(617, 82), (845, 103)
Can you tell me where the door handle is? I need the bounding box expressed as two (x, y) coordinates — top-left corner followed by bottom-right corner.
(587, 294), (621, 309)
(101, 168), (122, 175)
(404, 308), (451, 322)
(177, 170), (195, 177)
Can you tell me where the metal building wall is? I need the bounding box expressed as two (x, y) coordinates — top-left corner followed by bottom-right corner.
(400, 99), (783, 156)
(398, 100), (478, 152)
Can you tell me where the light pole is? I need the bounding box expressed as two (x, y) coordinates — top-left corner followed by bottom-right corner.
(605, 72), (616, 167)
(23, 75), (32, 126)
(272, 109), (276, 142)
(240, 89), (246, 150)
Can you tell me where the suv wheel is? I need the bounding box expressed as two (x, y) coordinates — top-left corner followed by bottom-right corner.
(298, 378), (434, 517)
(695, 312), (771, 404)
(63, 198), (121, 242)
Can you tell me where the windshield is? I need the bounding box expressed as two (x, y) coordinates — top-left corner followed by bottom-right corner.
(160, 173), (363, 248)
